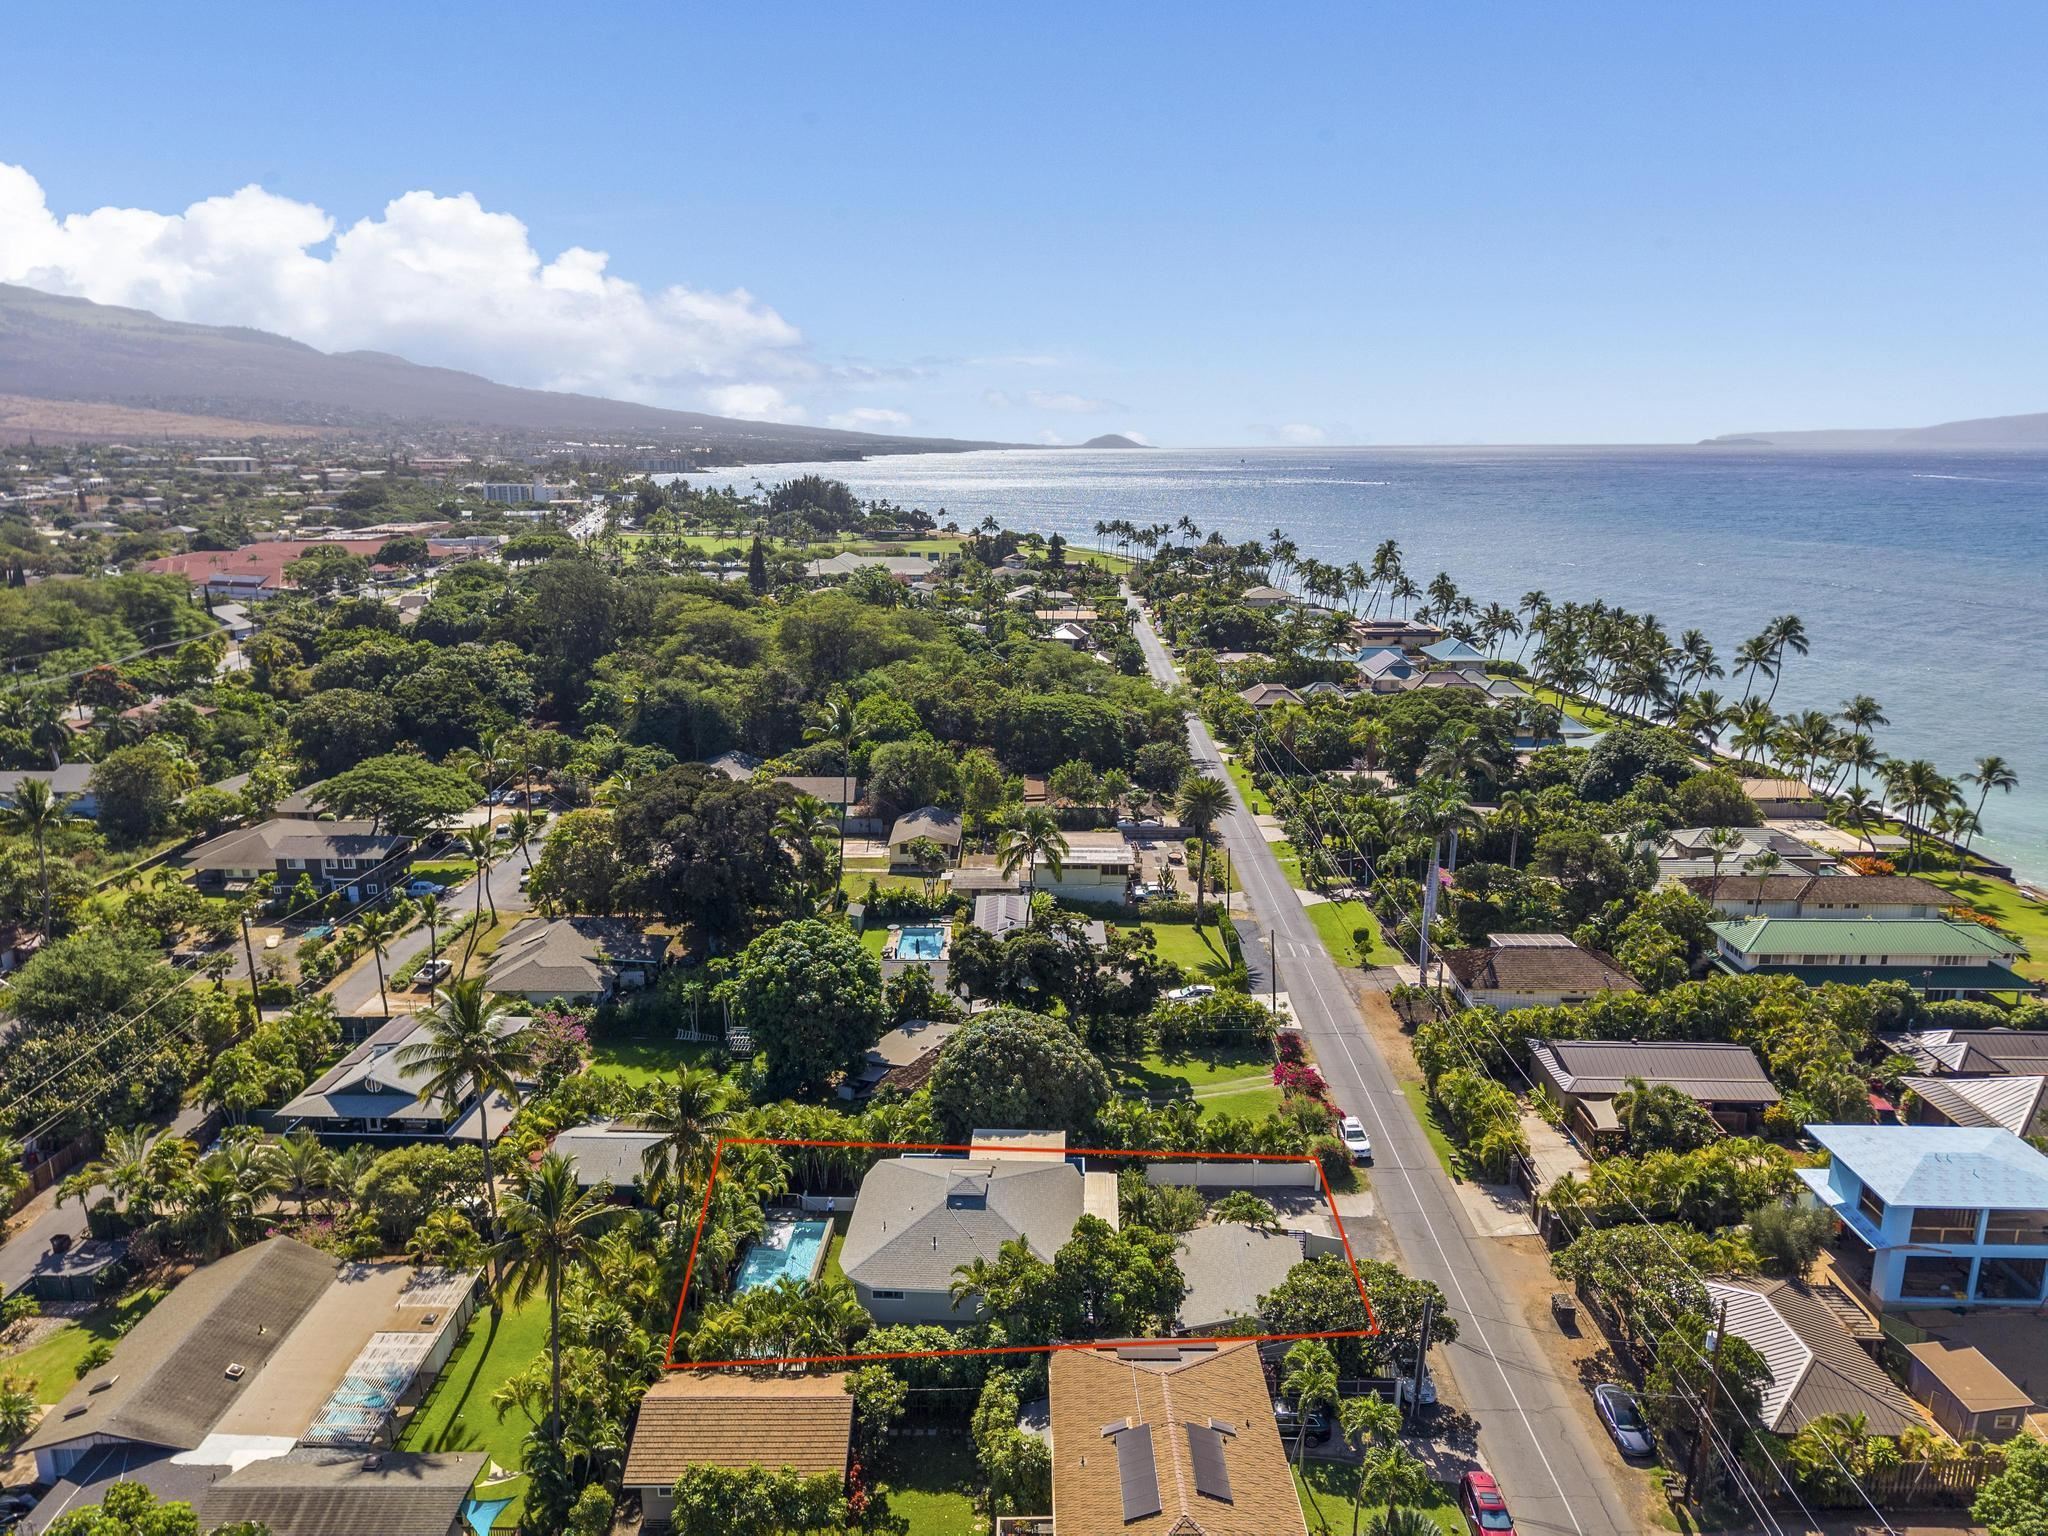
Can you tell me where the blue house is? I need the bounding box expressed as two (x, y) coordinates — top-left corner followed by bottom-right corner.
(1798, 1124), (2048, 1309)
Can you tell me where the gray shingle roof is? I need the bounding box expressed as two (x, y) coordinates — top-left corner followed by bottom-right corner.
(24, 1237), (338, 1455)
(552, 1122), (666, 1189)
(889, 806), (962, 846)
(483, 916), (667, 997)
(1175, 1225), (1303, 1331)
(189, 818), (406, 871)
(841, 1158), (1083, 1293)
(198, 1448), (486, 1536)
(1527, 1039), (1779, 1105)
(1443, 941), (1640, 996)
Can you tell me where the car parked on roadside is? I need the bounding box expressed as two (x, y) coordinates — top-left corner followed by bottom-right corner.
(1164, 983), (1215, 1002)
(1340, 1115), (1373, 1164)
(416, 958), (452, 986)
(1458, 1470), (1515, 1534)
(404, 879), (447, 898)
(1592, 1383), (1653, 1458)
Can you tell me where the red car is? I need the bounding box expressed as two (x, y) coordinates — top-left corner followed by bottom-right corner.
(1458, 1470), (1516, 1534)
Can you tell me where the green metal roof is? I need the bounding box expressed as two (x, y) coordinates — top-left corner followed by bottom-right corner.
(1710, 916), (2025, 958)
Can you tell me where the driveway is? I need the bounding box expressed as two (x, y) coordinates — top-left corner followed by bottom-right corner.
(1126, 588), (1639, 1536)
(327, 838), (535, 1018)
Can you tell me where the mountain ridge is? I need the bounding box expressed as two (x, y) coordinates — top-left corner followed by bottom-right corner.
(0, 283), (1010, 456)
(1702, 409), (2048, 449)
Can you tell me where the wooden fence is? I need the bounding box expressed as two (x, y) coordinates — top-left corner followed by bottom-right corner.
(1764, 1453), (2000, 1510)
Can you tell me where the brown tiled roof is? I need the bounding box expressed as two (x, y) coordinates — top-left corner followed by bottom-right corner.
(1905, 1340), (2035, 1414)
(1049, 1341), (1307, 1536)
(1527, 1039), (1779, 1105)
(1442, 943), (1639, 996)
(624, 1371), (853, 1486)
(1679, 873), (1955, 908)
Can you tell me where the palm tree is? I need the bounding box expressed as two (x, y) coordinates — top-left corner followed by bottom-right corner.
(0, 777), (76, 936)
(416, 893), (443, 969)
(1761, 614), (1809, 706)
(1703, 825), (1743, 906)
(494, 1152), (615, 1438)
(1365, 1505), (1440, 1536)
(1419, 723), (1502, 792)
(1491, 791), (1538, 869)
(631, 1067), (735, 1232)
(353, 901), (407, 1019)
(996, 807), (1068, 894)
(505, 809), (537, 870)
(275, 1129), (331, 1217)
(1282, 1340), (1341, 1490)
(58, 1124), (154, 1214)
(397, 978), (535, 1279)
(1338, 1395), (1404, 1536)
(1961, 755), (2018, 858)
(461, 824), (497, 934)
(1171, 774), (1231, 920)
(176, 1156), (264, 1260)
(803, 689), (868, 879)
(1742, 849), (1783, 913)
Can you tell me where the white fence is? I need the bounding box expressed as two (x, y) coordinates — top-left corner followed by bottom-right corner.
(1139, 1160), (1321, 1190)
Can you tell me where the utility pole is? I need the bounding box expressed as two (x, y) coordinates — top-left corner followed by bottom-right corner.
(1417, 835), (1441, 979)
(239, 907), (261, 1013)
(1686, 1297), (1730, 1503)
(1407, 1295), (1436, 1425)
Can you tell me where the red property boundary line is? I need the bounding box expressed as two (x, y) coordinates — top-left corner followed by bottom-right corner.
(664, 1137), (1378, 1370)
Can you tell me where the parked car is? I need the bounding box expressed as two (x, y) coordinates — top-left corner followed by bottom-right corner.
(1340, 1115), (1373, 1164)
(1272, 1397), (1332, 1445)
(1592, 1383), (1653, 1458)
(404, 879), (447, 898)
(1457, 1470), (1515, 1534)
(416, 958), (452, 986)
(1165, 984), (1215, 1002)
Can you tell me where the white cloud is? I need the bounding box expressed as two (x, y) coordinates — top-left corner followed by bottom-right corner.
(1276, 422), (1326, 444)
(704, 384), (806, 423)
(828, 406), (912, 430)
(1026, 389), (1107, 413)
(0, 161), (806, 413)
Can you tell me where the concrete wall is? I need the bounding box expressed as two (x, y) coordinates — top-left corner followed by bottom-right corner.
(1141, 1161), (1320, 1190)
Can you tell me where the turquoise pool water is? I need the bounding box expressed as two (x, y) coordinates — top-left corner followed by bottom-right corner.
(897, 925), (946, 960)
(735, 1217), (829, 1291)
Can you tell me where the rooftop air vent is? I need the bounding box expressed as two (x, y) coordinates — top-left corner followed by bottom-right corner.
(225, 1362), (246, 1380)
(88, 1376), (119, 1394)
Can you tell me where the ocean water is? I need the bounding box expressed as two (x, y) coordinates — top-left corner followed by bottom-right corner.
(666, 447), (2048, 882)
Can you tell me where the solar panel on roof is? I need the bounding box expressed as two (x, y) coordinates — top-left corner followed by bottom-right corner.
(1185, 1421), (1233, 1502)
(1113, 1424), (1162, 1522)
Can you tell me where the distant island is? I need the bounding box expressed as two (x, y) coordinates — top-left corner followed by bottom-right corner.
(1701, 408), (2048, 449)
(1077, 433), (1151, 449)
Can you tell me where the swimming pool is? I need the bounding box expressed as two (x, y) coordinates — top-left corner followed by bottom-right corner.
(735, 1217), (830, 1291)
(894, 924), (948, 961)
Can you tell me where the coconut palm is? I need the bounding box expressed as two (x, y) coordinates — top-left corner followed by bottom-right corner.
(396, 978), (536, 1277)
(1282, 1340), (1341, 1489)
(0, 776), (77, 936)
(494, 1152), (615, 1438)
(275, 1129), (331, 1217)
(505, 809), (537, 870)
(996, 807), (1068, 893)
(1490, 791), (1538, 869)
(460, 824), (497, 936)
(1419, 723), (1502, 791)
(1961, 755), (2018, 856)
(352, 901), (407, 1019)
(632, 1067), (736, 1229)
(1365, 1505), (1440, 1536)
(1172, 774), (1232, 920)
(1742, 850), (1783, 912)
(1338, 1395), (1406, 1536)
(802, 689), (869, 878)
(416, 893), (443, 968)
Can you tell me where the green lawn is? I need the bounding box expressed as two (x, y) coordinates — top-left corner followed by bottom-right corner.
(1306, 897), (1404, 968)
(410, 859), (478, 886)
(1921, 869), (2048, 982)
(587, 1031), (722, 1087)
(1111, 1043), (1281, 1117)
(875, 1434), (981, 1536)
(861, 926), (890, 956)
(399, 1295), (549, 1526)
(1526, 682), (1627, 732)
(1225, 759), (1275, 816)
(1294, 1463), (1464, 1535)
(1398, 1079), (1465, 1181)
(1135, 917), (1235, 976)
(2, 1287), (166, 1403)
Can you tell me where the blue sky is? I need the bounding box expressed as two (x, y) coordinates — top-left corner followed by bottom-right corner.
(4, 2), (2045, 445)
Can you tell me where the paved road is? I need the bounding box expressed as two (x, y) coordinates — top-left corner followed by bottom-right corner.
(1128, 590), (1636, 1536)
(328, 840), (535, 1017)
